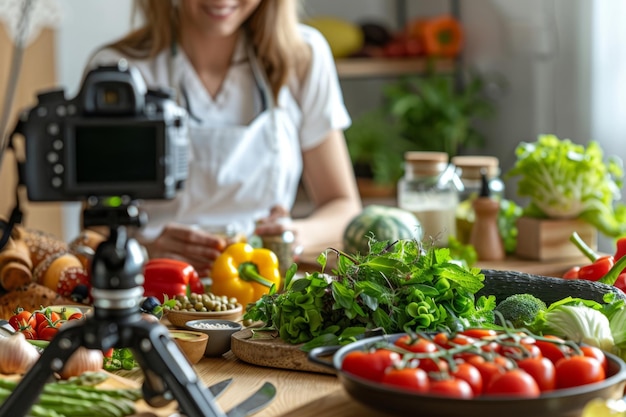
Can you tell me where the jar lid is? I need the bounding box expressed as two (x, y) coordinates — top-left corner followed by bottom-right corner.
(404, 151), (449, 176)
(452, 155), (500, 180)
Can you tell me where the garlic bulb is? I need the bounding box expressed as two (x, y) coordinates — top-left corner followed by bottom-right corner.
(58, 347), (104, 379)
(0, 332), (40, 374)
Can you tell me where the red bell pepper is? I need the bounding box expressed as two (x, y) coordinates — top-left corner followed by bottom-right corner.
(565, 232), (615, 281)
(143, 258), (204, 303)
(577, 255), (615, 281)
(613, 236), (626, 274)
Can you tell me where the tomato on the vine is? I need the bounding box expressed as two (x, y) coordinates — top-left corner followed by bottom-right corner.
(394, 335), (437, 354)
(555, 355), (605, 389)
(381, 368), (430, 393)
(9, 310), (36, 331)
(516, 356), (556, 392)
(535, 335), (571, 364)
(341, 349), (400, 382)
(485, 369), (541, 398)
(37, 320), (62, 341)
(429, 377), (474, 399)
(580, 346), (608, 373)
(466, 356), (507, 389)
(451, 362), (483, 396)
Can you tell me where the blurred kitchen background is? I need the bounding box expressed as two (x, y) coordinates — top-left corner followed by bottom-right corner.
(0, 0), (624, 252)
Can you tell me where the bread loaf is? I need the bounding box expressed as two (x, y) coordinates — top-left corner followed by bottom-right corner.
(0, 283), (72, 319)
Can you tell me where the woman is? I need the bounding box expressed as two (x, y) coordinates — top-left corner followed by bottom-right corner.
(88, 0), (361, 274)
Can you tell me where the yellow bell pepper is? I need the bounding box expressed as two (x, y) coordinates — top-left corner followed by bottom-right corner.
(210, 242), (281, 310)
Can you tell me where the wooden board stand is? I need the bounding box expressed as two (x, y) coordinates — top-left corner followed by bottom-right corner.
(515, 217), (597, 261)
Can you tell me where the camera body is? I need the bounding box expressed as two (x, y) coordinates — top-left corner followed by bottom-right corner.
(14, 60), (189, 202)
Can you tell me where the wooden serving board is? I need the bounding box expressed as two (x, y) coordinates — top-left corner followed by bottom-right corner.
(0, 371), (179, 417)
(230, 328), (335, 375)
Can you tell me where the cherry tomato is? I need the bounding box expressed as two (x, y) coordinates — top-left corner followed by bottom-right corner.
(500, 340), (542, 360)
(394, 335), (437, 354)
(485, 369), (541, 398)
(555, 355), (606, 389)
(38, 321), (61, 341)
(580, 346), (608, 373)
(466, 356), (505, 389)
(381, 368), (430, 393)
(535, 336), (571, 364)
(341, 349), (400, 382)
(459, 328), (498, 339)
(9, 310), (36, 331)
(451, 362), (483, 396)
(68, 312), (84, 321)
(19, 327), (37, 340)
(429, 377), (474, 399)
(516, 356), (556, 392)
(416, 357), (449, 374)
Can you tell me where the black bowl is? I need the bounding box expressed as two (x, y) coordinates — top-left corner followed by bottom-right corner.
(309, 333), (626, 417)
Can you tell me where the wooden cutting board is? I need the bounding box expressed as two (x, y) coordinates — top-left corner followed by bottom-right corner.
(230, 328), (335, 375)
(0, 371), (179, 417)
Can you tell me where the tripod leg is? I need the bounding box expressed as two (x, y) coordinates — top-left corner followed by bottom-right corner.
(126, 319), (227, 417)
(0, 322), (85, 417)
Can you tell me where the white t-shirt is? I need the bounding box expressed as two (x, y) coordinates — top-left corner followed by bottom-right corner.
(86, 25), (351, 237)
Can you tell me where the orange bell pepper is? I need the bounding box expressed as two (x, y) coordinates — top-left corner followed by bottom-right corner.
(413, 15), (464, 58)
(210, 242), (281, 311)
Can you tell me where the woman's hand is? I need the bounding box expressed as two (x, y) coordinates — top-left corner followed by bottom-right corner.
(143, 223), (227, 276)
(254, 205), (293, 237)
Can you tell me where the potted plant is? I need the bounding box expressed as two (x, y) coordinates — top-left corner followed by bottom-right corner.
(344, 69), (498, 196)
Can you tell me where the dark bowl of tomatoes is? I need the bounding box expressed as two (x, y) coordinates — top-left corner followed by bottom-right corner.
(308, 332), (626, 417)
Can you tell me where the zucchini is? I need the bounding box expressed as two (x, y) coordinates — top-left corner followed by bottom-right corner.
(478, 269), (626, 305)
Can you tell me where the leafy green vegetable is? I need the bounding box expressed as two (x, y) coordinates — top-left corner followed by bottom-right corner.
(530, 297), (614, 352)
(244, 239), (496, 350)
(506, 134), (626, 237)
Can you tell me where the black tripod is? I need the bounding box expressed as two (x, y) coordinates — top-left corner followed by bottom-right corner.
(0, 201), (227, 417)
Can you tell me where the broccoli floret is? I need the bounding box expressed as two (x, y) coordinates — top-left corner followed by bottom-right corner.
(494, 293), (547, 328)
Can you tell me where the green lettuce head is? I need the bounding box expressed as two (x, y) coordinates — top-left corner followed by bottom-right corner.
(507, 134), (626, 238)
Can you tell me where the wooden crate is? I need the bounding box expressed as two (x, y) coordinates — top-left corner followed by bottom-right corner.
(515, 216), (597, 261)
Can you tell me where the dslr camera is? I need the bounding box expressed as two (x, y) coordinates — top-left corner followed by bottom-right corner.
(11, 60), (189, 202)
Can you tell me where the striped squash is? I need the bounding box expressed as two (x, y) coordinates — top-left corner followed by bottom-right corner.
(343, 205), (422, 255)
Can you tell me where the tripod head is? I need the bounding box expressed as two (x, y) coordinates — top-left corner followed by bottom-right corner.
(82, 197), (148, 322)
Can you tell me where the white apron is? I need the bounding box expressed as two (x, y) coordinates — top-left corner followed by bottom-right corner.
(137, 42), (302, 240)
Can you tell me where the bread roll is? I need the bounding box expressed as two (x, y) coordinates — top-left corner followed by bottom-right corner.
(18, 227), (69, 270)
(0, 238), (34, 291)
(34, 252), (84, 292)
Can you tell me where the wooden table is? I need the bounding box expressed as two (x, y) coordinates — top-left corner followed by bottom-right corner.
(119, 254), (587, 416)
(120, 351), (393, 417)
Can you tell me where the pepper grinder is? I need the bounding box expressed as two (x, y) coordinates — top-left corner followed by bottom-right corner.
(469, 169), (505, 261)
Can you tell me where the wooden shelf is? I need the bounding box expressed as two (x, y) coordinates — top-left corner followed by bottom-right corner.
(335, 57), (455, 79)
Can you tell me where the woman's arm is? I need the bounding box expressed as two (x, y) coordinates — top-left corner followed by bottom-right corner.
(293, 129), (362, 253)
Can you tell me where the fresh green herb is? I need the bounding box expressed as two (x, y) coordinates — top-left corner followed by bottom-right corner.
(244, 239), (496, 350)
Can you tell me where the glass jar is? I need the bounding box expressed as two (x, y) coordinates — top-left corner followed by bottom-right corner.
(452, 155), (505, 201)
(397, 151), (459, 247)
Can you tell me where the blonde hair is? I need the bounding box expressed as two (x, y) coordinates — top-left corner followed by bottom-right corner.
(108, 0), (309, 100)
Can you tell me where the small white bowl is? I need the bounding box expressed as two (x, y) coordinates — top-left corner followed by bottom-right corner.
(185, 319), (243, 357)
